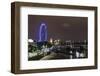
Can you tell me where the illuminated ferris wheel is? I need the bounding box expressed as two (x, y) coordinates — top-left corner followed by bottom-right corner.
(38, 22), (47, 42)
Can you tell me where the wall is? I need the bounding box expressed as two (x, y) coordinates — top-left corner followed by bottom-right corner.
(0, 0), (100, 76)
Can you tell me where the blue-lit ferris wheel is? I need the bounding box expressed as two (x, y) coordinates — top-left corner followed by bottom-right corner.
(38, 22), (47, 42)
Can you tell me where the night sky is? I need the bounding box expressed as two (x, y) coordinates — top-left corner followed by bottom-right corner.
(28, 15), (88, 41)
